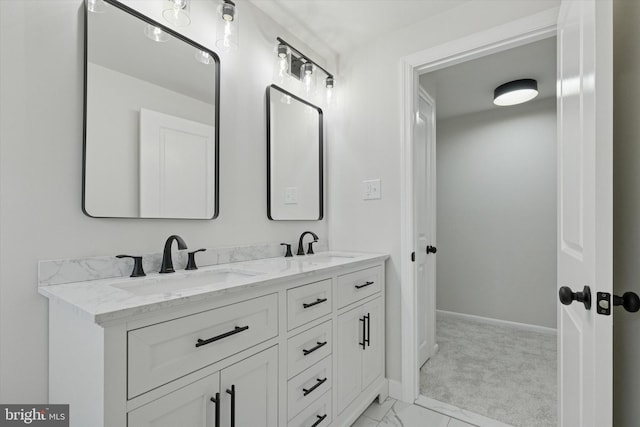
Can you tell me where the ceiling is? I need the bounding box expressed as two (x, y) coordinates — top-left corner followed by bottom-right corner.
(419, 37), (557, 120)
(248, 0), (471, 58)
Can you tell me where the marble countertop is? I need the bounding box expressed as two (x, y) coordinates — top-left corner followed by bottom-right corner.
(38, 251), (388, 325)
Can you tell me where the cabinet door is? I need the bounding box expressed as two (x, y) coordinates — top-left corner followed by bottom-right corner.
(361, 297), (384, 390)
(336, 306), (364, 414)
(128, 372), (220, 427)
(220, 346), (278, 427)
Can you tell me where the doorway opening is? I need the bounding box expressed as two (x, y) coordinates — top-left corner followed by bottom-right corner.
(414, 37), (558, 427)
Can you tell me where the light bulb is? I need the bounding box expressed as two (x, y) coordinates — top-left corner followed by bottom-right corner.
(163, 0), (191, 27)
(222, 1), (236, 22)
(195, 50), (214, 65)
(144, 24), (169, 42)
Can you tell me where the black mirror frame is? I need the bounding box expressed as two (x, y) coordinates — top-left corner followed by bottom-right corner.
(82, 0), (221, 220)
(266, 84), (324, 221)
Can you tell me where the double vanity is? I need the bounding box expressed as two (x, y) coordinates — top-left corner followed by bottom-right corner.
(40, 250), (388, 427)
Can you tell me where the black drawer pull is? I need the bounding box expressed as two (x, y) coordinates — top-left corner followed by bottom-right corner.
(195, 326), (249, 348)
(302, 377), (327, 396)
(310, 414), (327, 427)
(303, 298), (328, 309)
(302, 341), (327, 356)
(355, 281), (374, 289)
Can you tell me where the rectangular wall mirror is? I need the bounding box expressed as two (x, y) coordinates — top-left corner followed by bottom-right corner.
(267, 85), (323, 221)
(83, 0), (220, 219)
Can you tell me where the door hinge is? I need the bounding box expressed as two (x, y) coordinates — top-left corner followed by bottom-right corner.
(411, 252), (415, 262)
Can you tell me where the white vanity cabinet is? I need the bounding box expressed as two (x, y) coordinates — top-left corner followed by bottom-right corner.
(43, 253), (387, 427)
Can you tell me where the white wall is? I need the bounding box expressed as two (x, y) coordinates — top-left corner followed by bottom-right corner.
(613, 0), (640, 425)
(85, 63), (214, 217)
(0, 0), (332, 402)
(435, 98), (557, 328)
(329, 0), (560, 383)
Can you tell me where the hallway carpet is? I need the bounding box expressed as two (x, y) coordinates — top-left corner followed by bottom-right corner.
(420, 313), (557, 427)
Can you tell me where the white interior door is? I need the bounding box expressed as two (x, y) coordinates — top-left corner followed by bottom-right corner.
(139, 108), (215, 218)
(557, 0), (613, 426)
(415, 91), (437, 368)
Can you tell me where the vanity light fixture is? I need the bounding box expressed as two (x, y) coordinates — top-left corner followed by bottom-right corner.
(163, 0), (191, 27)
(493, 78), (539, 106)
(216, 0), (239, 50)
(275, 37), (335, 101)
(144, 24), (169, 42)
(87, 0), (106, 13)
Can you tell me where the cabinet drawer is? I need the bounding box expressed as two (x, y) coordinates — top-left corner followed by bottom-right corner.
(287, 279), (332, 330)
(287, 356), (332, 420)
(337, 266), (381, 308)
(288, 390), (332, 427)
(287, 321), (332, 379)
(128, 294), (278, 398)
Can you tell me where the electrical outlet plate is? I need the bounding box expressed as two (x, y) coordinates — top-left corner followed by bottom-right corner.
(362, 179), (381, 200)
(284, 187), (298, 204)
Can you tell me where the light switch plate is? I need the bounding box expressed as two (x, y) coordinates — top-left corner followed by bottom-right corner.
(362, 179), (381, 200)
(284, 187), (298, 204)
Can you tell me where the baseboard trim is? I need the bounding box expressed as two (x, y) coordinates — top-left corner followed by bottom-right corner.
(388, 379), (403, 401)
(436, 310), (557, 335)
(415, 395), (514, 427)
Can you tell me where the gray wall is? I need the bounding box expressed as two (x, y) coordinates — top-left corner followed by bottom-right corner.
(0, 0), (331, 402)
(613, 0), (640, 425)
(435, 98), (557, 328)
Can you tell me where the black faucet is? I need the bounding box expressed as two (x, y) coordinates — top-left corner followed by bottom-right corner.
(297, 231), (319, 256)
(160, 235), (188, 273)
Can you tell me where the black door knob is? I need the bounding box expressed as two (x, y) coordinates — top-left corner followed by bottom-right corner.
(559, 285), (592, 310)
(613, 292), (640, 313)
(426, 245), (437, 254)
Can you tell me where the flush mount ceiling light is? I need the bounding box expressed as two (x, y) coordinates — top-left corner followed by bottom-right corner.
(493, 79), (539, 106)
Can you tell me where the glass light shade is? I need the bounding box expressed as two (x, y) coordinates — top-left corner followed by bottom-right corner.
(195, 50), (214, 65)
(163, 0), (191, 27)
(215, 1), (239, 50)
(87, 0), (106, 13)
(300, 63), (317, 96)
(144, 24), (169, 42)
(493, 79), (539, 106)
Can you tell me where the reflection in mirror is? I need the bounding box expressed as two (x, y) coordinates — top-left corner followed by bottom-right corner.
(83, 0), (219, 219)
(267, 85), (323, 221)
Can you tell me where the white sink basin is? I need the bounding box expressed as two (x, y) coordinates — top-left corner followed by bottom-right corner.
(111, 269), (260, 296)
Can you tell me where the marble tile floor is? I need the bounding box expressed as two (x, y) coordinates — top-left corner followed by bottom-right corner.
(351, 398), (477, 427)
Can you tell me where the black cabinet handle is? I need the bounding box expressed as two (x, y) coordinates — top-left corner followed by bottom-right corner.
(210, 393), (220, 427)
(226, 385), (235, 427)
(359, 316), (366, 349)
(302, 378), (327, 396)
(355, 281), (374, 289)
(302, 341), (327, 356)
(365, 313), (371, 347)
(303, 298), (327, 309)
(310, 414), (327, 427)
(196, 326), (249, 348)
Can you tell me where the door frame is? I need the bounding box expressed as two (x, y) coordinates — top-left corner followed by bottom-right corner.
(397, 8), (559, 403)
